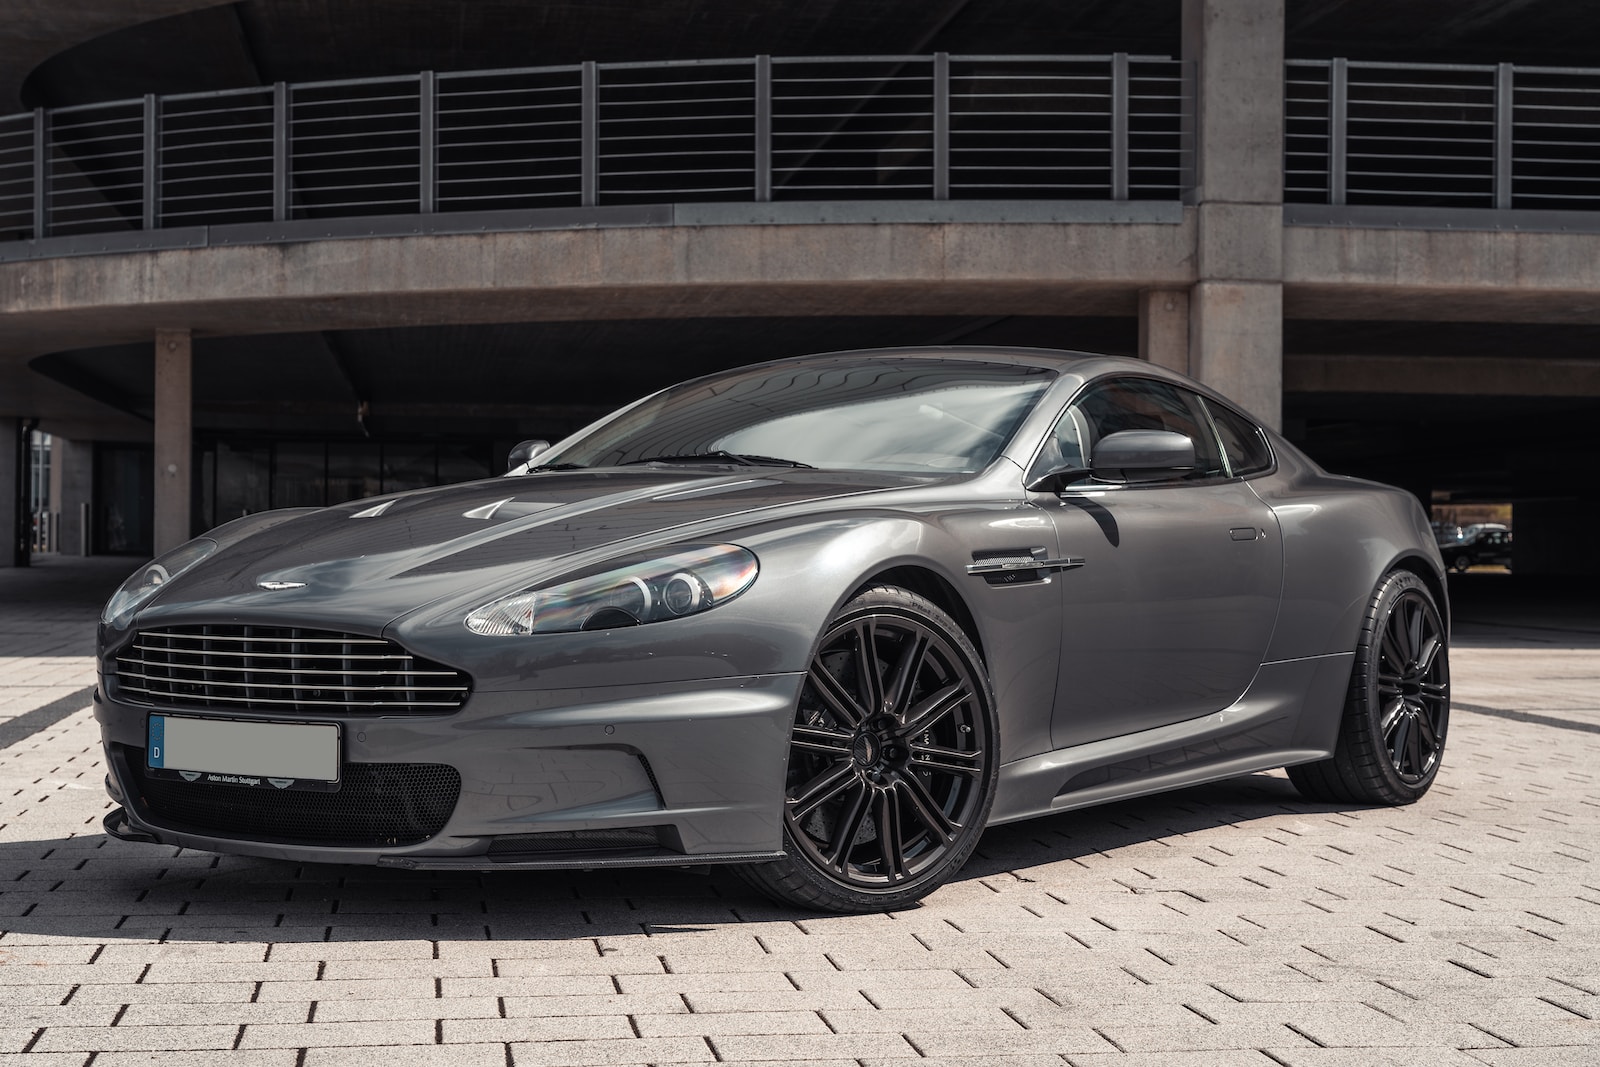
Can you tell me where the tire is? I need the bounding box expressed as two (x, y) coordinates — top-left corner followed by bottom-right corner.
(1288, 570), (1450, 806)
(736, 585), (998, 912)
(1452, 555), (1471, 573)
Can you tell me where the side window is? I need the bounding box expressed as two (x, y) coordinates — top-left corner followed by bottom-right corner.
(1028, 377), (1225, 486)
(1203, 399), (1274, 478)
(1074, 378), (1225, 481)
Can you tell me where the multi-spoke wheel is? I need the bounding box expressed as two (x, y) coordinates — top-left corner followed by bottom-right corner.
(737, 586), (997, 912)
(1288, 570), (1449, 805)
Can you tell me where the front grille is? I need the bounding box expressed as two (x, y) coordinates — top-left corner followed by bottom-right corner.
(124, 746), (460, 847)
(114, 625), (470, 715)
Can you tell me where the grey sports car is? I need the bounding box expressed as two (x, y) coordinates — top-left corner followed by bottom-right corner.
(96, 347), (1450, 912)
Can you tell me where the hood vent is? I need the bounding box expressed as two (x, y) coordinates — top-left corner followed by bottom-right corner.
(350, 499), (397, 518)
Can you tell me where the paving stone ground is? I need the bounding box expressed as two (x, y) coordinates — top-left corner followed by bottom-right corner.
(1, 561), (1596, 1065)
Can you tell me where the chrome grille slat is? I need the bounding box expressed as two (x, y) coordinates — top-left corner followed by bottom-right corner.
(140, 631), (392, 646)
(123, 659), (462, 677)
(116, 684), (464, 708)
(118, 670), (467, 694)
(133, 643), (419, 662)
(114, 624), (471, 716)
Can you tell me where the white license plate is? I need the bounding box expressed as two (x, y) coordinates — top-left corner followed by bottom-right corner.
(147, 715), (340, 788)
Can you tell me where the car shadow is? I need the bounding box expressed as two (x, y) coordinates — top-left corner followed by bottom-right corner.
(0, 771), (1351, 942)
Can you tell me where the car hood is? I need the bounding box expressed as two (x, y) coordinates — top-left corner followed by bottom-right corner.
(129, 467), (930, 630)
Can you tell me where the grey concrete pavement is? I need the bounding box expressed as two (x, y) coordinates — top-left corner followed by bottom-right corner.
(1, 562), (1596, 1065)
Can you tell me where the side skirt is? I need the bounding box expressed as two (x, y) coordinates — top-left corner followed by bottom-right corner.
(989, 652), (1352, 825)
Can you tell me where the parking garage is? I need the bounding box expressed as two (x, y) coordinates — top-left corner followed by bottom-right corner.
(4, 0), (1600, 573)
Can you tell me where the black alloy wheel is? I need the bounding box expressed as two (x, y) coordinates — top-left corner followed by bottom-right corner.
(1289, 570), (1450, 805)
(737, 586), (997, 912)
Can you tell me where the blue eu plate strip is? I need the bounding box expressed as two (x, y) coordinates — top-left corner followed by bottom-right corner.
(148, 715), (165, 767)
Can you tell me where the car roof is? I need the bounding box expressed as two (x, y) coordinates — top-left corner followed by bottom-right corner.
(737, 345), (1200, 387)
(764, 345), (1248, 410)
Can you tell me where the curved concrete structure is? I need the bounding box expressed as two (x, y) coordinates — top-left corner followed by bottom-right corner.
(4, 0), (1600, 574)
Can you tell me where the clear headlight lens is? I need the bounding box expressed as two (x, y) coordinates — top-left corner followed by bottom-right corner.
(465, 544), (758, 636)
(101, 537), (219, 630)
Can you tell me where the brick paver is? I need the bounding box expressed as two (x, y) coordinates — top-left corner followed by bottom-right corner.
(1, 562), (1596, 1064)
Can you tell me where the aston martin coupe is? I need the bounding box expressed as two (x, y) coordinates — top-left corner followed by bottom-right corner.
(97, 348), (1450, 912)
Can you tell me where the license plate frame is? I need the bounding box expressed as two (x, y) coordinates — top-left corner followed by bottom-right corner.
(146, 714), (341, 792)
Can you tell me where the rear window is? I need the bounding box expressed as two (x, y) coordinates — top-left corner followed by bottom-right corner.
(1204, 400), (1274, 477)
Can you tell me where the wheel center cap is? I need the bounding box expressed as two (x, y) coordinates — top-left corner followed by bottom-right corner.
(852, 733), (880, 767)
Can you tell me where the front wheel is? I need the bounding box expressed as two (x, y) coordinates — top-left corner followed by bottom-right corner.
(736, 586), (998, 912)
(1289, 570), (1450, 805)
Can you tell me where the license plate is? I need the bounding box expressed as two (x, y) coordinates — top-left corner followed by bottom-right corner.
(147, 714), (340, 791)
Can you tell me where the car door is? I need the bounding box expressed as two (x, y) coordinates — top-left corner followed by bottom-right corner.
(1028, 376), (1284, 749)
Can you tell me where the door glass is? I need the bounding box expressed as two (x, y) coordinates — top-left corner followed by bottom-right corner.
(1029, 377), (1226, 486)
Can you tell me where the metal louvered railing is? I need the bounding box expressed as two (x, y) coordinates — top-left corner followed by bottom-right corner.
(1286, 58), (1600, 211)
(114, 625), (470, 714)
(0, 53), (1187, 249)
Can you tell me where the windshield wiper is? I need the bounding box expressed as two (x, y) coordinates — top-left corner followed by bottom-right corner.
(524, 462), (587, 473)
(621, 451), (814, 469)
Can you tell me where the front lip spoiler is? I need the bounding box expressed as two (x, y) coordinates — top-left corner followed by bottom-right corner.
(377, 850), (785, 871)
(103, 807), (161, 844)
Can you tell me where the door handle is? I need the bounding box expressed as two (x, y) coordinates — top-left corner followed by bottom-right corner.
(1230, 527), (1260, 541)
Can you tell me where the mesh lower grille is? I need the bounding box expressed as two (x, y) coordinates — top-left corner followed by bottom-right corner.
(114, 625), (470, 715)
(124, 746), (460, 847)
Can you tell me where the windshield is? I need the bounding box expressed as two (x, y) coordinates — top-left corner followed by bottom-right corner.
(534, 358), (1056, 475)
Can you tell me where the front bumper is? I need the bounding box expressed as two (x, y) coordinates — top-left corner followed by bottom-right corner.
(96, 671), (802, 869)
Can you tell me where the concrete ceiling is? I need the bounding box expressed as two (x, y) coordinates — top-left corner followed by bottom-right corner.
(15, 0), (1600, 112)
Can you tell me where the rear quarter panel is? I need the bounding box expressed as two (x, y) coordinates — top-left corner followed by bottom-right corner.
(1253, 450), (1446, 663)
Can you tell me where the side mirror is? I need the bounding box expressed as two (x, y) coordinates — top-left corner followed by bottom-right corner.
(1025, 429), (1194, 493)
(507, 439), (550, 472)
(1090, 430), (1195, 479)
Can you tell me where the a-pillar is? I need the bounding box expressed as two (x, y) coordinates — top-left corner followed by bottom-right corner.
(153, 329), (193, 555)
(1183, 0), (1285, 429)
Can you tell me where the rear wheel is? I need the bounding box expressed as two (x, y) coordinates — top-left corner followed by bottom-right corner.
(737, 586), (997, 912)
(1289, 570), (1449, 805)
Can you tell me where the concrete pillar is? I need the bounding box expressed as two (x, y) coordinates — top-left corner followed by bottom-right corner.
(1139, 289), (1190, 374)
(53, 435), (94, 556)
(1182, 0), (1285, 429)
(1190, 281), (1282, 425)
(153, 328), (193, 555)
(0, 417), (17, 568)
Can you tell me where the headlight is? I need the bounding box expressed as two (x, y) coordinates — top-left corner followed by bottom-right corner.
(101, 537), (219, 630)
(465, 544), (759, 636)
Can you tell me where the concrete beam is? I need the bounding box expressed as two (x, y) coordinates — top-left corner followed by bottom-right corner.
(1284, 224), (1600, 323)
(0, 219), (1197, 363)
(152, 328), (190, 555)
